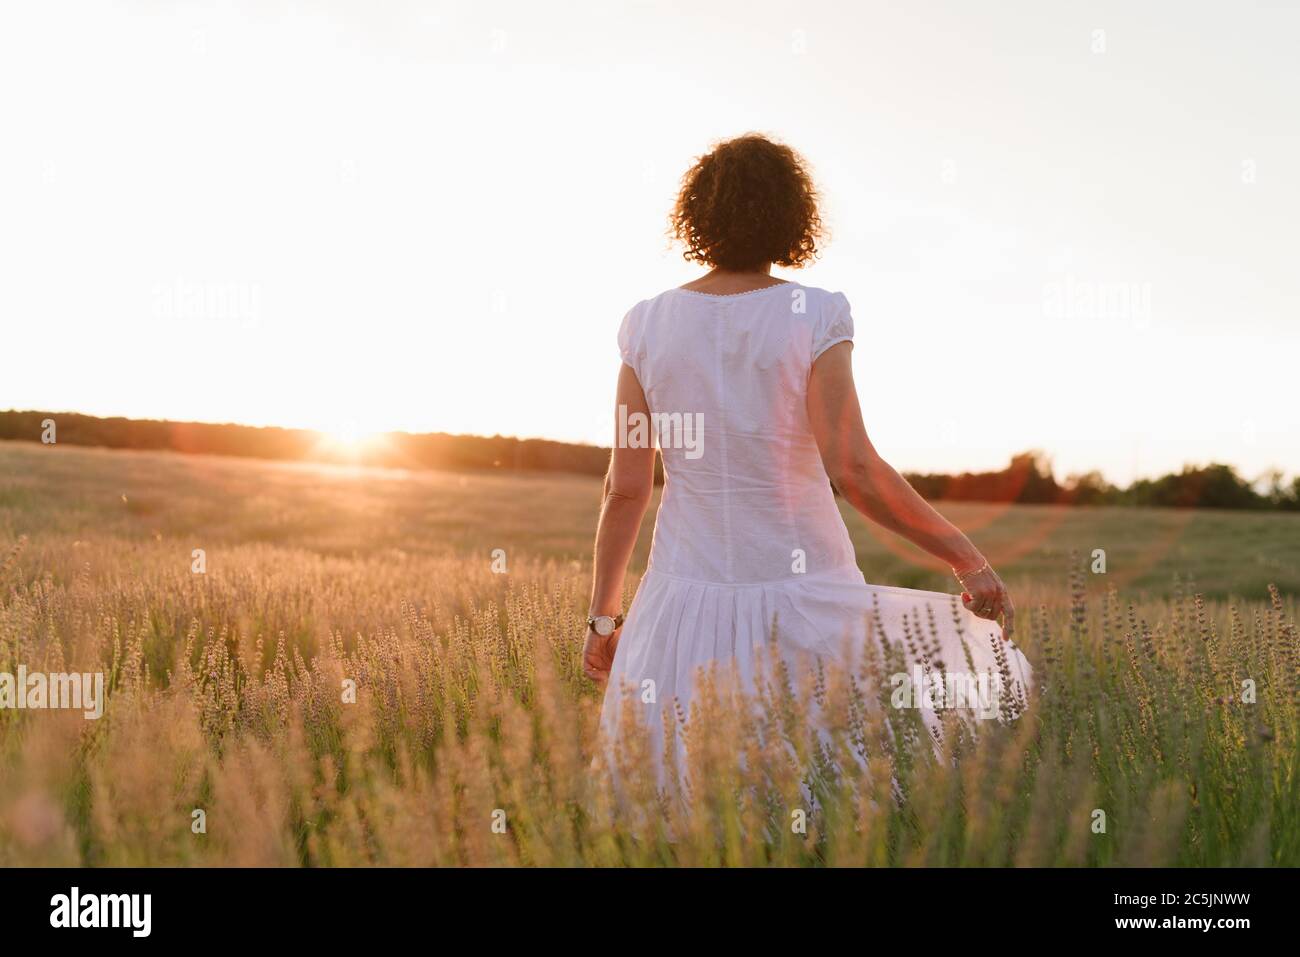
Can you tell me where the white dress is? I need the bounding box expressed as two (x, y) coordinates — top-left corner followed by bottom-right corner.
(599, 282), (1032, 779)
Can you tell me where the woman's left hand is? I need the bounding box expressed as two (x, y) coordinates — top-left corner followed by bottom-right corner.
(957, 561), (1016, 640)
(582, 626), (621, 683)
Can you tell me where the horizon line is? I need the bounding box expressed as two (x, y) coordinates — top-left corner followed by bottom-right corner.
(2, 407), (1293, 489)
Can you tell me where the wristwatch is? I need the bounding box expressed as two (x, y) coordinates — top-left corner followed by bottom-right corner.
(586, 613), (625, 637)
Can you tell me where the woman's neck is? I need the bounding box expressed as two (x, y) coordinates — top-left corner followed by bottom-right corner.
(680, 266), (783, 296)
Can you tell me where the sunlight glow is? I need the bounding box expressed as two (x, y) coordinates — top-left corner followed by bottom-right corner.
(315, 421), (386, 460)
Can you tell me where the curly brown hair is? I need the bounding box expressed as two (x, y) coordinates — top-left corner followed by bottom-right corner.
(669, 133), (823, 272)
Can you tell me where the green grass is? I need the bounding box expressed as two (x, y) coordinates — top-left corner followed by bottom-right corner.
(0, 439), (1296, 866)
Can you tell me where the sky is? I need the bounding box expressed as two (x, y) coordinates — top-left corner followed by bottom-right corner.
(2, 0), (1297, 485)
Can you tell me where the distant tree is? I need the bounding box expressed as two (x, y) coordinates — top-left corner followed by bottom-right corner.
(1128, 463), (1265, 510)
(1010, 451), (1061, 504)
(1062, 470), (1114, 506)
(1261, 471), (1300, 511)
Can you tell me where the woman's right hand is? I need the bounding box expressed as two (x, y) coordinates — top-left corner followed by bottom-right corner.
(956, 561), (1016, 639)
(582, 624), (621, 683)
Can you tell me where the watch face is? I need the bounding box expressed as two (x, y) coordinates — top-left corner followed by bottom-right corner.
(593, 616), (614, 637)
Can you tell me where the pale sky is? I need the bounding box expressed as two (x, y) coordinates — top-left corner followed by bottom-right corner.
(2, 0), (1297, 485)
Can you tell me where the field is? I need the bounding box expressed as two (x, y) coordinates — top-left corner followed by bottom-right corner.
(1, 439), (1297, 866)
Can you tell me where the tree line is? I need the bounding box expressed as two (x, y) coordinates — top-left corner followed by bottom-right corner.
(904, 451), (1300, 511)
(3, 411), (1296, 510)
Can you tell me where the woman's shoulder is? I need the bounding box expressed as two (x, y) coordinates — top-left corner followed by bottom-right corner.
(785, 282), (850, 299)
(782, 283), (849, 308)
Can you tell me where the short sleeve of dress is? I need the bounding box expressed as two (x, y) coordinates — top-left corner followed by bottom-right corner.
(812, 291), (854, 361)
(617, 302), (643, 375)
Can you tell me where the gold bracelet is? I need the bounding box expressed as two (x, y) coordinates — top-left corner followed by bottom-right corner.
(953, 560), (989, 588)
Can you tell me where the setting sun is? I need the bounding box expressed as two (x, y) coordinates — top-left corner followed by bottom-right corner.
(315, 421), (385, 459)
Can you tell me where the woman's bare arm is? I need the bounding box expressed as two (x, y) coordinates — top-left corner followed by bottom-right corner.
(807, 341), (1015, 635)
(584, 362), (656, 679)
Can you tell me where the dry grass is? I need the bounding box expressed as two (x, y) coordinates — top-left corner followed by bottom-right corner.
(0, 442), (1296, 866)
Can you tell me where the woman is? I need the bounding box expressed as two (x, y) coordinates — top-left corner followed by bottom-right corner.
(584, 133), (1030, 776)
